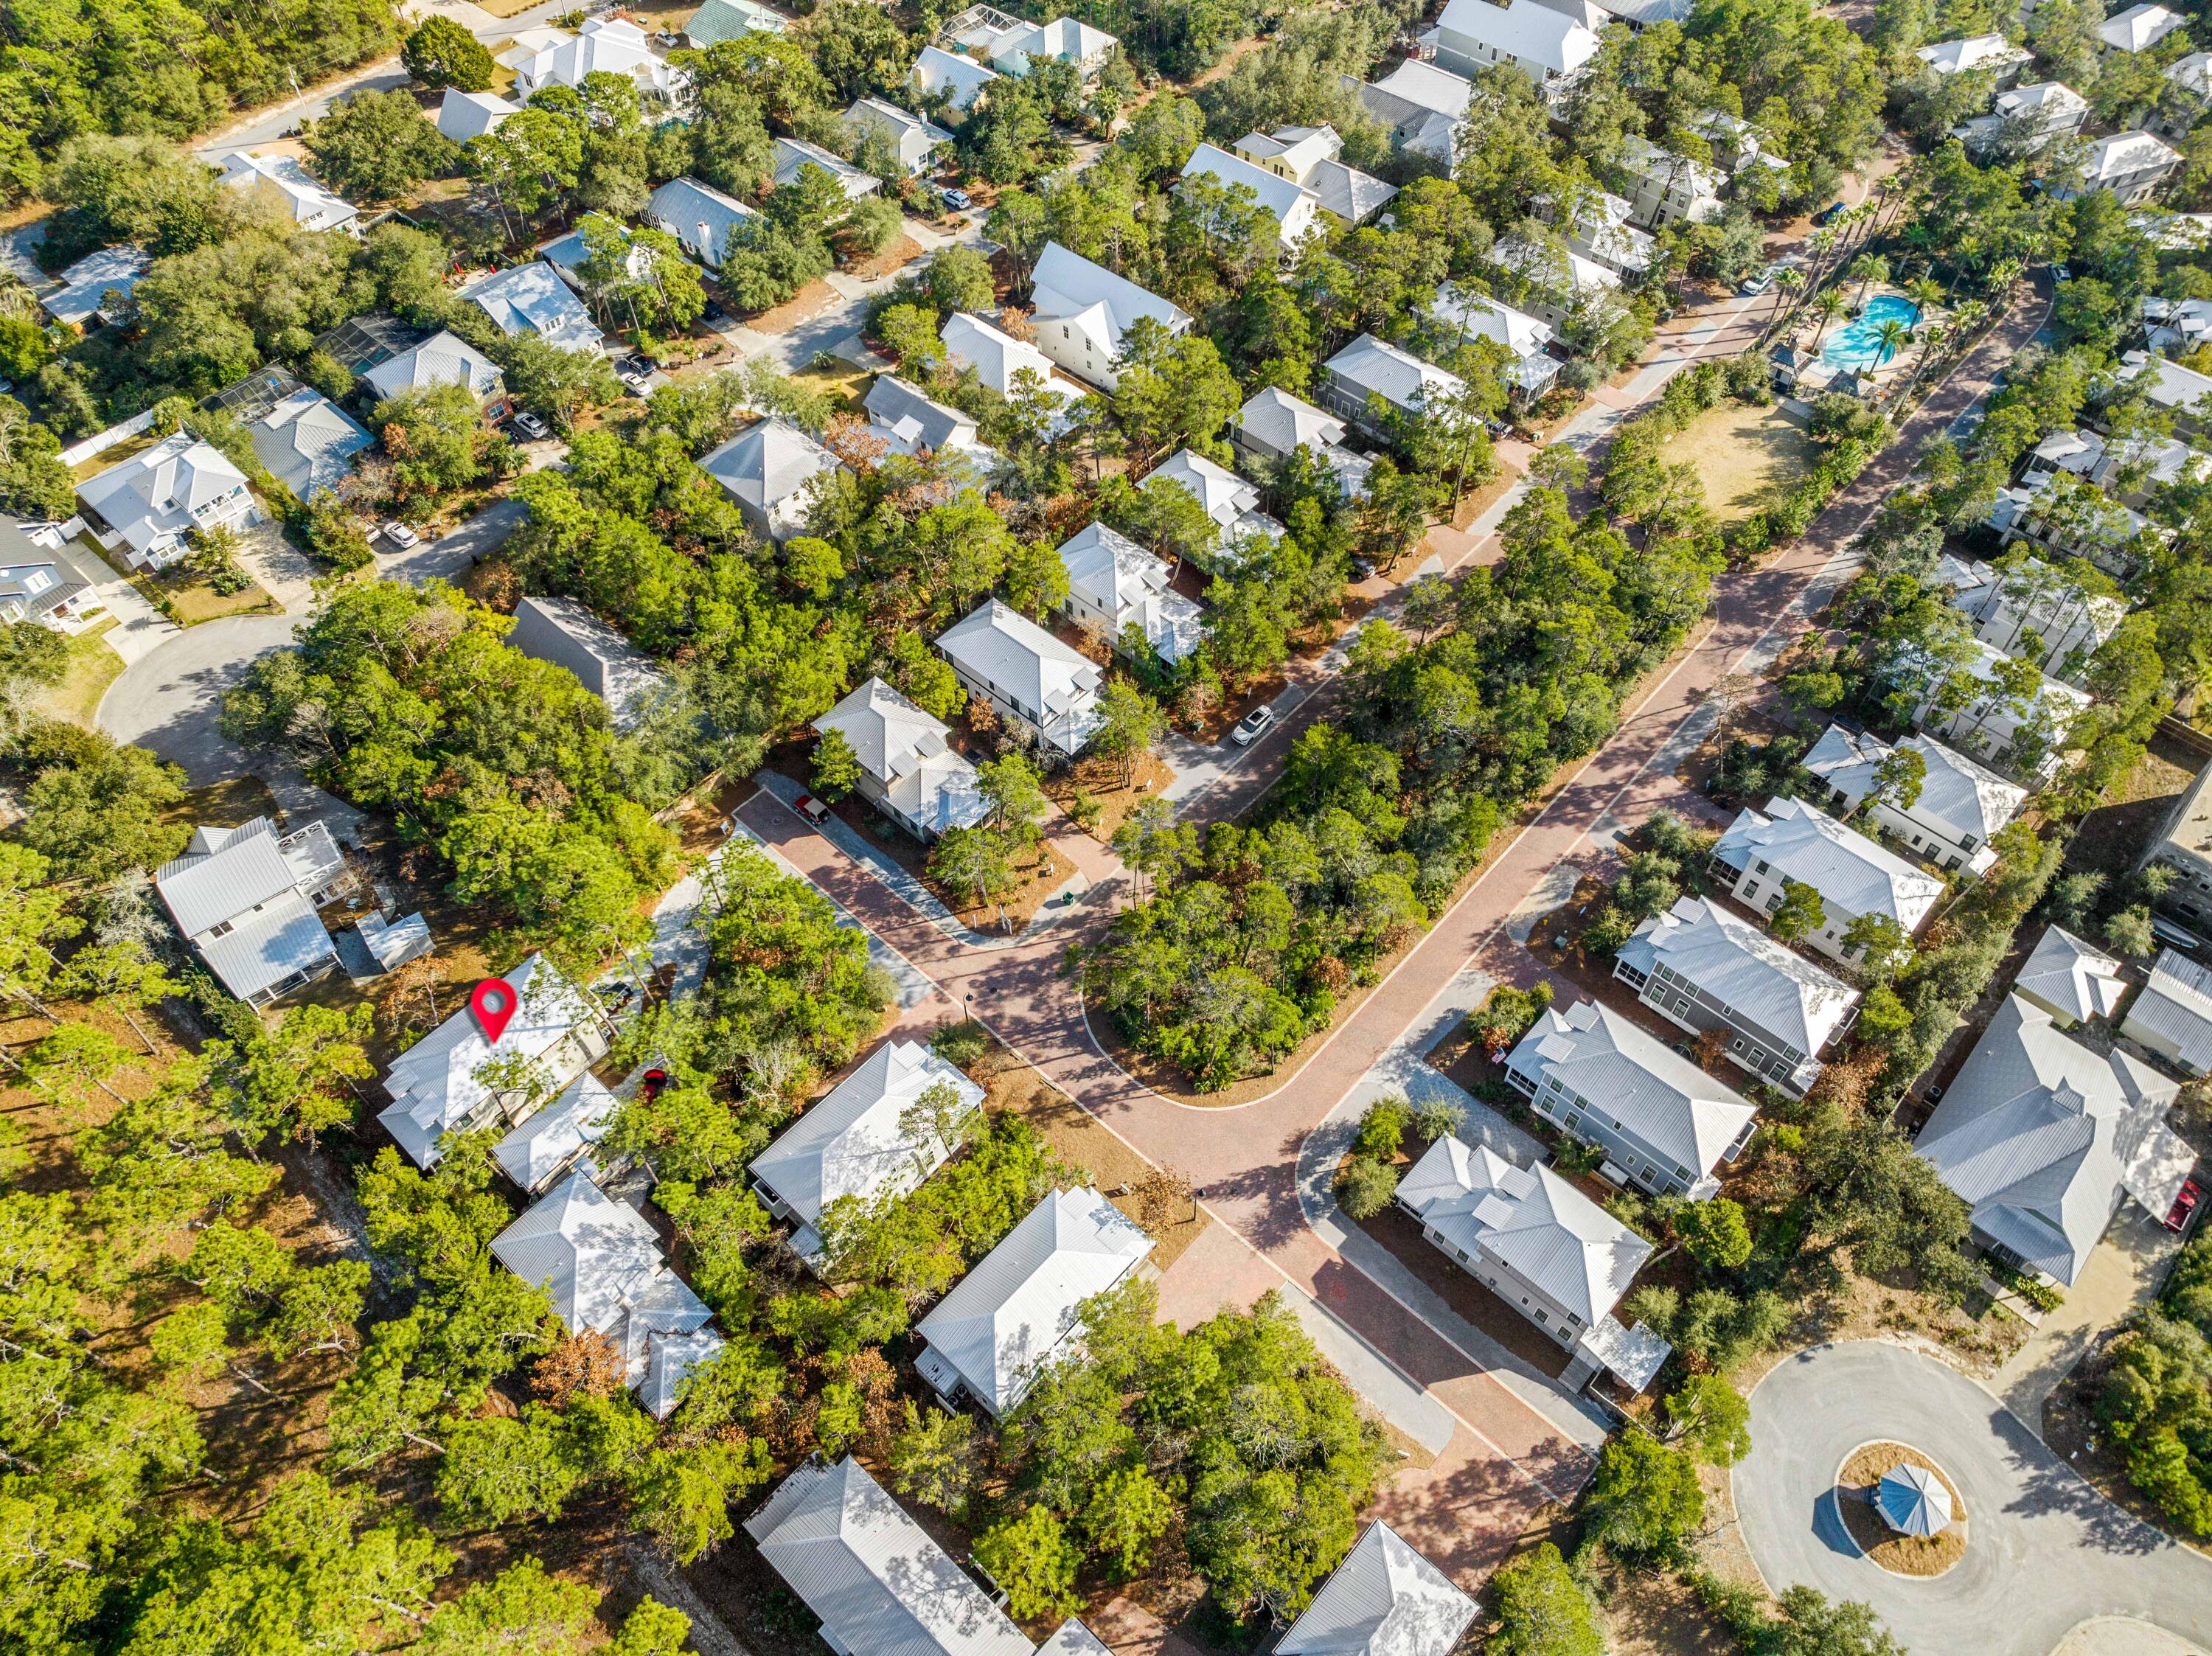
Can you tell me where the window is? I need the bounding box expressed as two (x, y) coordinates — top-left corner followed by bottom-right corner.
(1753, 858), (1770, 875)
(1533, 1308), (1548, 1324)
(1765, 894), (1784, 912)
(207, 919), (234, 939)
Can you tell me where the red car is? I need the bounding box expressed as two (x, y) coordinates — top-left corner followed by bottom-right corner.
(2167, 1176), (2204, 1234)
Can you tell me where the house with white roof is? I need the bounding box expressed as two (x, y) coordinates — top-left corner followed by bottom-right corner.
(2020, 423), (2204, 512)
(1180, 142), (1323, 259)
(1427, 0), (1601, 101)
(1143, 448), (1286, 564)
(1276, 1521), (1478, 1656)
(2122, 947), (2212, 1075)
(1353, 59), (1474, 164)
(1615, 896), (1860, 1097)
(1915, 33), (2032, 83)
(945, 7), (1119, 78)
(2165, 51), (2212, 132)
(1801, 725), (2028, 877)
(506, 596), (666, 730)
(1319, 333), (1467, 436)
(1539, 187), (1655, 276)
(1231, 386), (1375, 498)
(247, 388), (373, 504)
(507, 18), (689, 105)
(1944, 553), (2126, 681)
(1919, 993), (2192, 1284)
(2142, 296), (2212, 355)
(2014, 925), (2129, 1029)
(684, 0), (786, 48)
(935, 598), (1102, 756)
(1040, 1622), (1113, 1656)
(863, 375), (989, 462)
(751, 1038), (986, 1266)
(1057, 521), (1205, 664)
(745, 1457), (1035, 1656)
(1492, 235), (1624, 327)
(2122, 348), (2212, 433)
(78, 434), (258, 569)
(700, 417), (844, 543)
(914, 1185), (1154, 1416)
(1425, 284), (1561, 400)
(215, 150), (358, 233)
(1614, 135), (1726, 229)
(772, 136), (883, 200)
(1026, 241), (1191, 390)
(437, 88), (519, 142)
(2053, 130), (2182, 204)
(1712, 795), (1945, 967)
(1955, 80), (2087, 154)
(1231, 125), (1397, 226)
(493, 1072), (618, 1194)
(155, 818), (349, 1006)
(1986, 469), (2165, 578)
(41, 246), (150, 327)
(1396, 1135), (1666, 1390)
(492, 1169), (723, 1417)
(2100, 1), (2188, 52)
(845, 97), (953, 175)
(939, 310), (1091, 414)
(1503, 998), (1761, 1197)
(1911, 636), (2092, 785)
(644, 175), (759, 268)
(363, 330), (506, 411)
(814, 677), (990, 841)
(914, 42), (1001, 112)
(460, 260), (605, 355)
(376, 952), (611, 1168)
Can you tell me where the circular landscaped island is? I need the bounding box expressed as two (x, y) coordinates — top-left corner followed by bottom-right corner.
(1836, 1441), (1969, 1577)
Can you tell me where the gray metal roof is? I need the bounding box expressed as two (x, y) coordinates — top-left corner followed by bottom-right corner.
(1875, 1464), (1951, 1537)
(1503, 998), (1761, 1182)
(1397, 1135), (1649, 1324)
(744, 1458), (1034, 1656)
(461, 260), (605, 353)
(914, 1186), (1152, 1416)
(1323, 333), (1465, 411)
(773, 137), (881, 198)
(1714, 795), (1944, 928)
(748, 1039), (984, 1231)
(364, 330), (504, 403)
(1277, 1520), (1477, 1656)
(1803, 725), (2026, 852)
(864, 375), (978, 455)
(2014, 925), (2127, 1025)
(2123, 947), (2212, 1074)
(156, 817), (308, 937)
(813, 677), (991, 835)
(248, 387), (374, 502)
(700, 417), (842, 515)
(1618, 896), (1859, 1058)
(494, 1071), (618, 1192)
(936, 599), (1103, 740)
(196, 897), (339, 1001)
(507, 596), (665, 730)
(646, 175), (759, 264)
(1918, 994), (2181, 1284)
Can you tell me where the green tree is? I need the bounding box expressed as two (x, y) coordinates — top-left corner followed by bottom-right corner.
(811, 726), (861, 801)
(1080, 1464), (1176, 1579)
(1091, 678), (1164, 787)
(1665, 1374), (1753, 1467)
(1581, 1432), (1705, 1560)
(1488, 1542), (1603, 1656)
(975, 1503), (1083, 1620)
(302, 89), (464, 201)
(1675, 1196), (1753, 1273)
(886, 1399), (984, 1518)
(16, 737), (189, 883)
(404, 16), (498, 91)
(1767, 877), (1827, 942)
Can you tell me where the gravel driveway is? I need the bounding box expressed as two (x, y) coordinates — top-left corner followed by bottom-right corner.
(1733, 1342), (2212, 1656)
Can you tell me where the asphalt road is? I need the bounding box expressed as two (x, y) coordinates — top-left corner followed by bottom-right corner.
(97, 614), (303, 787)
(1733, 1343), (2212, 1656)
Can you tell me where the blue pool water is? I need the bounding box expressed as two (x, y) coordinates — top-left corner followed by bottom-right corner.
(1819, 293), (1921, 371)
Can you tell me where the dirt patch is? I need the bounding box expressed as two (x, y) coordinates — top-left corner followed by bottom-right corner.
(746, 279), (844, 336)
(1592, 1554), (1744, 1656)
(165, 773), (286, 834)
(1042, 748), (1175, 844)
(1355, 1201), (1577, 1377)
(1836, 1441), (1968, 1576)
(843, 234), (924, 282)
(1666, 401), (1818, 524)
(2065, 735), (2197, 885)
(1445, 459), (1523, 535)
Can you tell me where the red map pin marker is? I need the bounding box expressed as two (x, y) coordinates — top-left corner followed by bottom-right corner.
(470, 978), (518, 1044)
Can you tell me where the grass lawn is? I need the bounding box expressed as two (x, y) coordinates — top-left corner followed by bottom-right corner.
(793, 361), (873, 413)
(1668, 400), (1818, 523)
(83, 536), (279, 626)
(31, 619), (125, 730)
(70, 428), (163, 484)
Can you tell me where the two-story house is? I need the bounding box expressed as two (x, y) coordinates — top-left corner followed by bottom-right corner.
(1425, 0), (1600, 105)
(1910, 635), (2093, 786)
(1712, 795), (1944, 967)
(1179, 142), (1323, 261)
(1801, 724), (2028, 876)
(812, 676), (991, 841)
(505, 18), (689, 109)
(1230, 125), (1397, 226)
(935, 598), (1102, 758)
(700, 417), (845, 543)
(1142, 447), (1285, 566)
(2138, 758), (2212, 939)
(1613, 135), (1726, 229)
(154, 816), (351, 1006)
(1026, 242), (1191, 390)
(1425, 284), (1562, 401)
(1351, 58), (1474, 166)
(363, 330), (509, 418)
(844, 97), (953, 175)
(1231, 386), (1374, 498)
(1954, 80), (2088, 156)
(1057, 521), (1204, 664)
(77, 433), (259, 570)
(2053, 130), (2183, 205)
(215, 150), (359, 234)
(644, 175), (759, 268)
(1944, 552), (2126, 682)
(1913, 34), (2033, 86)
(1615, 896), (1861, 1097)
(378, 952), (611, 1169)
(1318, 333), (1467, 438)
(1503, 998), (1761, 1197)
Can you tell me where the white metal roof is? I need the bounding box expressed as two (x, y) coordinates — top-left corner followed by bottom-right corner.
(2014, 925), (2128, 1026)
(1715, 795), (1944, 930)
(2123, 947), (2212, 1074)
(1038, 1623), (1112, 1656)
(1618, 896), (1860, 1057)
(78, 434), (251, 557)
(1031, 242), (1191, 364)
(1276, 1520), (1478, 1656)
(700, 417), (843, 518)
(437, 88), (519, 142)
(914, 44), (1001, 108)
(1436, 0), (1601, 74)
(745, 1458), (1034, 1656)
(2098, 2), (2188, 52)
(1181, 142), (1316, 232)
(1324, 333), (1467, 413)
(215, 150), (358, 232)
(773, 136), (883, 198)
(1057, 521), (1204, 663)
(248, 388), (374, 502)
(493, 1071), (619, 1192)
(814, 677), (991, 835)
(845, 95), (953, 164)
(197, 899), (339, 1002)
(156, 816), (322, 937)
(864, 375), (980, 455)
(941, 310), (1090, 408)
(646, 175), (759, 263)
(935, 599), (1102, 735)
(1144, 447), (1259, 532)
(1427, 282), (1555, 359)
(749, 1039), (984, 1231)
(44, 245), (150, 325)
(914, 1186), (1152, 1416)
(506, 596), (665, 729)
(1503, 999), (1760, 1183)
(363, 330), (504, 403)
(1919, 994), (2182, 1284)
(1398, 1135), (1650, 1324)
(376, 952), (599, 1167)
(1237, 385), (1347, 455)
(2076, 129), (2182, 187)
(1915, 33), (2031, 73)
(1803, 725), (2026, 855)
(461, 260), (605, 353)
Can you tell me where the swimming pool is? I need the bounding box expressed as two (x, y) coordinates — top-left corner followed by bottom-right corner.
(1818, 293), (1921, 372)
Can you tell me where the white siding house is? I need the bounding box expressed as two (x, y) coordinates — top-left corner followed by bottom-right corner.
(1711, 795), (1944, 967)
(1026, 241), (1190, 390)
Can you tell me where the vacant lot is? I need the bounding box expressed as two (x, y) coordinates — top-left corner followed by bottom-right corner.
(1669, 400), (1818, 523)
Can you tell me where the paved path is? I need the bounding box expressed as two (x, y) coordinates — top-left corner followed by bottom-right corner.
(1992, 1205), (2182, 1441)
(1733, 1342), (2212, 1656)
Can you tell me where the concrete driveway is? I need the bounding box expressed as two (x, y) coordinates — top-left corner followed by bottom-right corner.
(97, 614), (302, 786)
(1733, 1342), (2212, 1656)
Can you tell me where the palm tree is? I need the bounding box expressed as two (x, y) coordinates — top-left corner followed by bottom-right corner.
(1903, 275), (1943, 313)
(1847, 252), (1891, 310)
(1810, 288), (1846, 348)
(1874, 316), (1912, 366)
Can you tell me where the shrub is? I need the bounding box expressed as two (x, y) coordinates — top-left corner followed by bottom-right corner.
(1335, 1154), (1399, 1220)
(928, 1020), (988, 1071)
(1352, 1095), (1411, 1159)
(1412, 1096), (1465, 1144)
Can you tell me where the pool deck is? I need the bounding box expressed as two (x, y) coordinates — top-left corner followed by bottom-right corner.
(1798, 285), (1944, 392)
